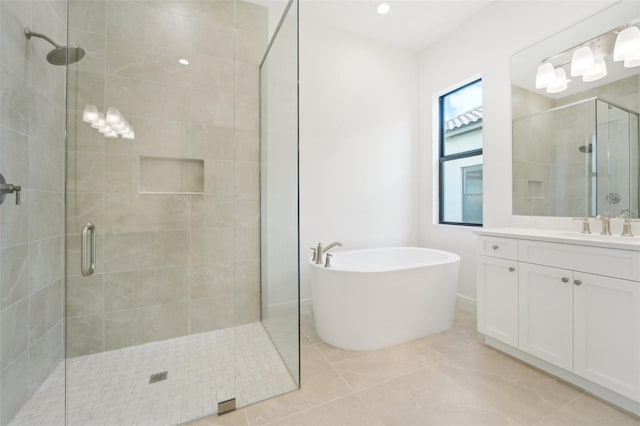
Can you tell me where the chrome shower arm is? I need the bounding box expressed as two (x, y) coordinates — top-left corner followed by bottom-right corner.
(24, 26), (61, 48)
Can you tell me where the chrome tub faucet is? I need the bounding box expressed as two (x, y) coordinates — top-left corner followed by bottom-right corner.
(314, 241), (342, 265)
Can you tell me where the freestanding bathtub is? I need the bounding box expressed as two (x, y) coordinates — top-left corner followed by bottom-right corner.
(310, 247), (460, 351)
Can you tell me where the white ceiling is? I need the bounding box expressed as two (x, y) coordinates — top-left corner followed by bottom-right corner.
(257, 0), (494, 51)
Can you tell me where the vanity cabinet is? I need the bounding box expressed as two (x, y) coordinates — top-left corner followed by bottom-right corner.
(574, 272), (640, 400)
(477, 231), (640, 412)
(477, 256), (518, 347)
(518, 263), (573, 371)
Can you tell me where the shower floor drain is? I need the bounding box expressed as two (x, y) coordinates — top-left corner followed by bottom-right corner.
(149, 371), (168, 384)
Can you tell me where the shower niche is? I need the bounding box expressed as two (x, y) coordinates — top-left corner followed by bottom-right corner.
(513, 96), (639, 217)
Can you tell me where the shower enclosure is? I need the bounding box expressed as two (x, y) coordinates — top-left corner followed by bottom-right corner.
(513, 97), (640, 218)
(0, 0), (299, 424)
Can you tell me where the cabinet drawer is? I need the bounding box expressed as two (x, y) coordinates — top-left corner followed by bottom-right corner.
(519, 239), (640, 281)
(478, 236), (518, 260)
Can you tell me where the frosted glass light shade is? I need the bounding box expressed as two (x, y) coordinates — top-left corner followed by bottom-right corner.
(82, 104), (99, 123)
(624, 51), (640, 68)
(105, 130), (118, 139)
(90, 113), (106, 129)
(614, 26), (640, 61)
(546, 68), (568, 93)
(582, 57), (607, 82)
(105, 107), (122, 126)
(122, 131), (135, 140)
(99, 126), (113, 134)
(571, 46), (595, 76)
(535, 63), (556, 89)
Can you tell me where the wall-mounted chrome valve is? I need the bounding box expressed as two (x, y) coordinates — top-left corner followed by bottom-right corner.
(572, 217), (591, 234)
(0, 173), (22, 206)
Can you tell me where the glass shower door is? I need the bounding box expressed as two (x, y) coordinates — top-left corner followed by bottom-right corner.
(64, 0), (248, 423)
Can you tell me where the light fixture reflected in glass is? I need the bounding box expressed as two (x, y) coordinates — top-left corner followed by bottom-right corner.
(546, 68), (568, 94)
(105, 107), (122, 126)
(535, 62), (556, 89)
(614, 25), (640, 61)
(82, 104), (98, 123)
(571, 46), (595, 76)
(84, 106), (135, 140)
(90, 112), (106, 129)
(377, 2), (390, 14)
(178, 58), (190, 65)
(582, 57), (607, 82)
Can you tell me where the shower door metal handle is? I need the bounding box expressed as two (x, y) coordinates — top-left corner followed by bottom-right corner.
(81, 223), (96, 276)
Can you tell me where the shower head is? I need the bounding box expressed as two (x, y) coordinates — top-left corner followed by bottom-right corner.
(578, 143), (593, 154)
(24, 26), (85, 65)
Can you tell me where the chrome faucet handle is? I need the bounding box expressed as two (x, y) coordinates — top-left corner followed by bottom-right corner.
(310, 247), (318, 262)
(617, 209), (630, 219)
(324, 253), (333, 268)
(0, 173), (22, 206)
(596, 214), (612, 236)
(572, 217), (591, 234)
(315, 243), (323, 264)
(621, 218), (640, 237)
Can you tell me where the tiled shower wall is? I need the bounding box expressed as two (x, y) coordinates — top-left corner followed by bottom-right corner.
(0, 0), (66, 424)
(512, 76), (640, 217)
(65, 0), (266, 357)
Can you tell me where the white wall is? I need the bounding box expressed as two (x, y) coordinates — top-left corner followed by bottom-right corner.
(299, 20), (419, 300)
(418, 1), (615, 305)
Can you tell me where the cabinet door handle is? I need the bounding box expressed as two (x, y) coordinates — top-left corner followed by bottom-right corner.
(561, 277), (569, 283)
(492, 245), (499, 250)
(508, 267), (515, 272)
(574, 280), (582, 286)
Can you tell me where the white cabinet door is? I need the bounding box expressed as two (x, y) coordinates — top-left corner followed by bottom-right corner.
(574, 272), (640, 401)
(477, 255), (518, 347)
(518, 263), (573, 370)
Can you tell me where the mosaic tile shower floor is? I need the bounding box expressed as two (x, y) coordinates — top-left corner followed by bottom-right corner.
(10, 322), (297, 426)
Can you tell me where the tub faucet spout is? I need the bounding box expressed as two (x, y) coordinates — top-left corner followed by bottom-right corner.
(323, 241), (342, 253)
(315, 241), (342, 264)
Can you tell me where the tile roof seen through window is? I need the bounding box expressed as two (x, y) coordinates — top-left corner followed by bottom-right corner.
(445, 106), (483, 132)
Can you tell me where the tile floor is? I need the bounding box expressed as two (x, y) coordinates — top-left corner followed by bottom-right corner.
(188, 306), (640, 426)
(10, 323), (297, 426)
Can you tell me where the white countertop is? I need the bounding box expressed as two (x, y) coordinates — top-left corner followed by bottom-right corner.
(476, 227), (640, 251)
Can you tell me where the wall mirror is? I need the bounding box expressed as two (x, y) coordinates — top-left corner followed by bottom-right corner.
(511, 0), (640, 218)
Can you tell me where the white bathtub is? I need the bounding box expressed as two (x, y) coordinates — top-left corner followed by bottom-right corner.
(310, 247), (460, 351)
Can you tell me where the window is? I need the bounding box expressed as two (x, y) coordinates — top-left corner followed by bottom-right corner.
(439, 79), (483, 226)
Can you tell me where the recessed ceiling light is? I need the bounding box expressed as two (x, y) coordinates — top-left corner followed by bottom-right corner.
(178, 58), (190, 65)
(377, 2), (390, 14)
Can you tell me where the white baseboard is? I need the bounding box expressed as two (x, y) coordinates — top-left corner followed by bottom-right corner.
(456, 293), (476, 314)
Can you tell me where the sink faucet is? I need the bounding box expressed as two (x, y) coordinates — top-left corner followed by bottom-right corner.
(596, 214), (611, 236)
(315, 241), (342, 264)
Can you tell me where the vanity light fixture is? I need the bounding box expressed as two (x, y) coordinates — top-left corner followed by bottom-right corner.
(537, 18), (640, 91)
(546, 68), (568, 94)
(377, 2), (390, 14)
(613, 25), (640, 62)
(178, 58), (190, 65)
(582, 57), (607, 82)
(535, 62), (556, 89)
(570, 46), (595, 76)
(624, 53), (640, 68)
